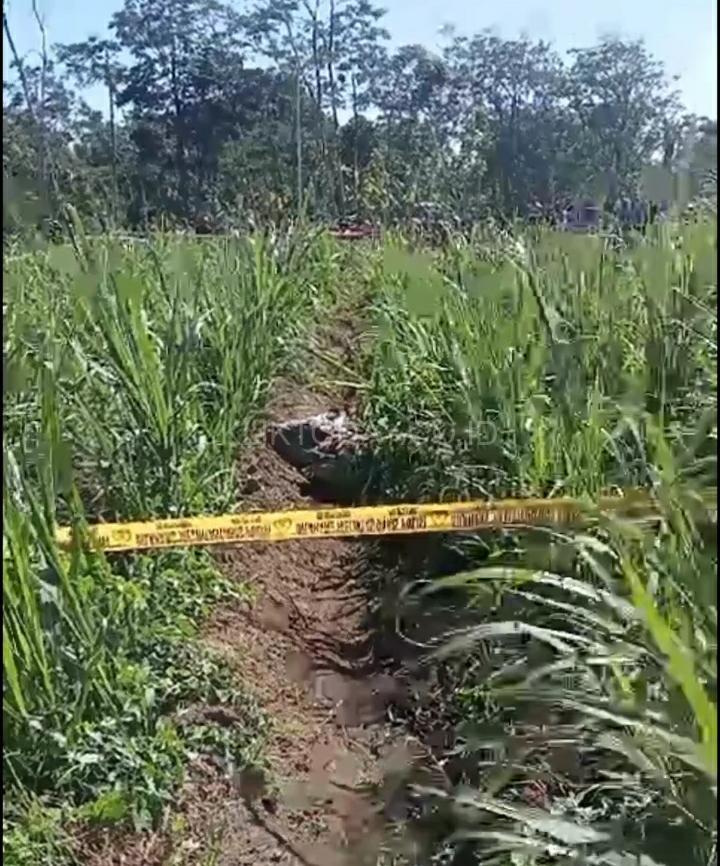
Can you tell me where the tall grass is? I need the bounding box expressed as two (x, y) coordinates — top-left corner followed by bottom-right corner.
(4, 230), (344, 520)
(396, 493), (717, 866)
(362, 223), (717, 502)
(3, 440), (265, 827)
(2, 222), (716, 863)
(3, 228), (346, 857)
(361, 222), (717, 865)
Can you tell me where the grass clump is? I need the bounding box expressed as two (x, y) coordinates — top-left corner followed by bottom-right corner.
(399, 497), (716, 866)
(4, 229), (345, 519)
(362, 223), (716, 502)
(3, 229), (349, 860)
(3, 446), (267, 862)
(361, 222), (717, 865)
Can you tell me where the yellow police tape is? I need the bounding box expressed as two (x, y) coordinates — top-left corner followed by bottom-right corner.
(56, 490), (717, 553)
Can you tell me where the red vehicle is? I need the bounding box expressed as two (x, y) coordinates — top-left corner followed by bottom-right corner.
(328, 218), (380, 241)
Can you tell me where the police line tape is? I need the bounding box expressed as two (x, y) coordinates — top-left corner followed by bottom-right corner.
(55, 490), (717, 553)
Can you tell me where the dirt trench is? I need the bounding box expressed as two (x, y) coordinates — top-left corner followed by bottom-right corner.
(177, 294), (457, 866)
(73, 308), (454, 866)
(197, 432), (407, 864)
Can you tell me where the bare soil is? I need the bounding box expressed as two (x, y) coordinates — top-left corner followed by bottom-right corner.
(180, 380), (435, 866)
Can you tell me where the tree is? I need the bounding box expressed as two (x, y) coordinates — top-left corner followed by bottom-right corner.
(445, 32), (567, 212)
(109, 0), (246, 217)
(370, 45), (455, 216)
(565, 37), (682, 202)
(248, 0), (387, 216)
(57, 37), (123, 223)
(687, 118), (717, 206)
(3, 56), (92, 234)
(3, 4), (713, 235)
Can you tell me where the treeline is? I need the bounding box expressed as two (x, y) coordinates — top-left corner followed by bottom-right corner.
(3, 0), (717, 234)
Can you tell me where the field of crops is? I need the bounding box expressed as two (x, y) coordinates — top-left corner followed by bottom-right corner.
(3, 221), (717, 865)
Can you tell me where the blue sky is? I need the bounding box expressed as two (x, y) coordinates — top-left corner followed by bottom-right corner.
(3, 0), (717, 117)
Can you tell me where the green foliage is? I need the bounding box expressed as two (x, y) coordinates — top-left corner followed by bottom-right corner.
(361, 222), (717, 502)
(2, 207), (716, 866)
(359, 221), (716, 865)
(4, 230), (340, 518)
(3, 799), (74, 866)
(404, 506), (716, 866)
(2, 228), (348, 857)
(3, 451), (267, 851)
(4, 0), (716, 231)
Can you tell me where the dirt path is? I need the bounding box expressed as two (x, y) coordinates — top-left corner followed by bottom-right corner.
(198, 435), (392, 863)
(169, 311), (429, 865)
